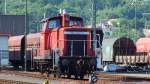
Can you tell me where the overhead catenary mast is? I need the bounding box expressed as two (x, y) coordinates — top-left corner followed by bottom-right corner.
(91, 0), (103, 69)
(24, 0), (28, 71)
(91, 0), (96, 50)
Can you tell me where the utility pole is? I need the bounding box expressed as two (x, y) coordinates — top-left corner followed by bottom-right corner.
(91, 0), (96, 50)
(24, 0), (28, 71)
(4, 0), (7, 14)
(135, 0), (137, 30)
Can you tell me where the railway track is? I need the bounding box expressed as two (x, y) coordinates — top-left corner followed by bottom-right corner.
(0, 70), (48, 79)
(0, 70), (138, 84)
(96, 73), (150, 81)
(0, 70), (89, 84)
(0, 79), (36, 84)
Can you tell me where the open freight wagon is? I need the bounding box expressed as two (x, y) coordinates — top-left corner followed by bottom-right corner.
(103, 36), (150, 67)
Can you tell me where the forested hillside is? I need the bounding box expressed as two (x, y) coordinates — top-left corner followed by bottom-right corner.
(0, 0), (149, 41)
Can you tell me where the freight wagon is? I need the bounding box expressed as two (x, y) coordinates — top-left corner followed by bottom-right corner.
(103, 36), (150, 67)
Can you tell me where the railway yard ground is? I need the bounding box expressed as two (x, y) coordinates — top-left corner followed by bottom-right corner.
(0, 70), (150, 84)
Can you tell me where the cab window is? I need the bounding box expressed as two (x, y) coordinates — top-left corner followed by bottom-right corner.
(48, 18), (61, 28)
(70, 20), (81, 26)
(69, 17), (82, 27)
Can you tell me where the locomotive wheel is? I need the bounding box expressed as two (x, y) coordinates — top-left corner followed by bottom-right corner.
(54, 71), (61, 78)
(79, 64), (85, 79)
(74, 74), (78, 79)
(53, 66), (61, 78)
(34, 62), (40, 71)
(34, 63), (38, 71)
(74, 66), (79, 79)
(79, 75), (84, 79)
(67, 67), (71, 78)
(79, 68), (84, 79)
(67, 73), (71, 78)
(14, 66), (19, 70)
(40, 65), (45, 74)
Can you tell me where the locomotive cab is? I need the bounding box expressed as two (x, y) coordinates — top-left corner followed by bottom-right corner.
(41, 13), (83, 31)
(40, 14), (88, 56)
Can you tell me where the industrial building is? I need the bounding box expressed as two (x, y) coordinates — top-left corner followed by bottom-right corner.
(0, 15), (25, 36)
(0, 34), (9, 66)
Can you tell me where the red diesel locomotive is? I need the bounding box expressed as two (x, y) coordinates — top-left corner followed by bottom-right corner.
(8, 12), (103, 79)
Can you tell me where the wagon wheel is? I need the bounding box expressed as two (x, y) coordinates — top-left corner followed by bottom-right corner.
(40, 65), (44, 74)
(147, 52), (150, 69)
